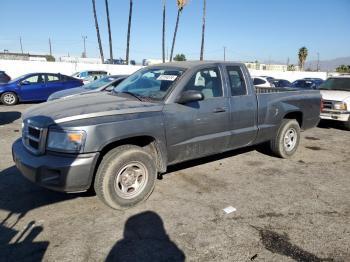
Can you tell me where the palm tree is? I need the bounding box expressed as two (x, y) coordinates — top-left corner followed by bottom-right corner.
(170, 0), (188, 62)
(92, 0), (104, 63)
(298, 47), (308, 71)
(126, 0), (133, 65)
(105, 0), (113, 62)
(162, 0), (166, 63)
(200, 0), (206, 61)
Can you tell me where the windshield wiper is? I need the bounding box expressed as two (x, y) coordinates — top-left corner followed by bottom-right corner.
(117, 91), (143, 101)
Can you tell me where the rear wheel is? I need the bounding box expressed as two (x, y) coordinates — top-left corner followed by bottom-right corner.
(94, 145), (157, 209)
(1, 92), (18, 105)
(270, 119), (300, 158)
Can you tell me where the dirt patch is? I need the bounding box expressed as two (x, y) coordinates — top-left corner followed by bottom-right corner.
(305, 146), (322, 151)
(305, 136), (320, 141)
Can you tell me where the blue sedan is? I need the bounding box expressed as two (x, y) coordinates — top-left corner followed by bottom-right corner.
(0, 73), (83, 105)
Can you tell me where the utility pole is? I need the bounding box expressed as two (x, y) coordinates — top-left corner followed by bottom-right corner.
(20, 37), (23, 54)
(223, 46), (226, 61)
(317, 52), (320, 71)
(82, 36), (87, 58)
(49, 38), (52, 56)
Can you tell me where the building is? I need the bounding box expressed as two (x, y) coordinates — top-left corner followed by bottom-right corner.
(245, 62), (294, 72)
(0, 52), (53, 62)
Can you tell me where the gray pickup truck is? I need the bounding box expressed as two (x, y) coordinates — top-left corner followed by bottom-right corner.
(12, 61), (321, 209)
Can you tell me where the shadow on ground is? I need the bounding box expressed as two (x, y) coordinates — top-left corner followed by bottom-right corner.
(164, 144), (269, 176)
(0, 111), (21, 125)
(106, 211), (185, 262)
(318, 120), (348, 131)
(0, 165), (93, 261)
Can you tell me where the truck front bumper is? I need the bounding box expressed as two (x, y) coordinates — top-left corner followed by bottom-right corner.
(12, 139), (100, 192)
(320, 110), (350, 122)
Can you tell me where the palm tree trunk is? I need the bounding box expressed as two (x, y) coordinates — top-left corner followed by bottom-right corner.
(105, 0), (113, 62)
(126, 0), (133, 65)
(162, 0), (166, 63)
(92, 0), (104, 63)
(200, 0), (206, 61)
(170, 9), (181, 62)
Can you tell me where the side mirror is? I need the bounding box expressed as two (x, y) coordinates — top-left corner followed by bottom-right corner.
(20, 80), (30, 85)
(177, 90), (204, 104)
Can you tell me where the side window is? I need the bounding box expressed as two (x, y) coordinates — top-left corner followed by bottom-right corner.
(183, 67), (223, 99)
(22, 74), (44, 85)
(253, 78), (265, 85)
(47, 74), (60, 82)
(226, 66), (247, 96)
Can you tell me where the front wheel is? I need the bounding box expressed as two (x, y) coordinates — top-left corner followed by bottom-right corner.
(94, 145), (157, 209)
(1, 92), (18, 105)
(270, 119), (301, 158)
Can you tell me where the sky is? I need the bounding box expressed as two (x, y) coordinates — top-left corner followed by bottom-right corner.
(1, 0), (350, 64)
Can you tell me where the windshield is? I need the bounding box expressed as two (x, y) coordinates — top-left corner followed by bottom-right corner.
(8, 75), (28, 84)
(113, 67), (185, 101)
(319, 78), (350, 91)
(83, 76), (116, 90)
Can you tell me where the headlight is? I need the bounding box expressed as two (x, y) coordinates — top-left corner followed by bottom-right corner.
(333, 102), (347, 111)
(47, 130), (86, 153)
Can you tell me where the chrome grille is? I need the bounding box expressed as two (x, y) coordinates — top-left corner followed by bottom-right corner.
(22, 122), (47, 155)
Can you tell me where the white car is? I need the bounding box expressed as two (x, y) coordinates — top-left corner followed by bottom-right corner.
(319, 75), (350, 130)
(252, 76), (275, 87)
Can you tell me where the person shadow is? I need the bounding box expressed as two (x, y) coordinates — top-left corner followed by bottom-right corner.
(105, 211), (185, 262)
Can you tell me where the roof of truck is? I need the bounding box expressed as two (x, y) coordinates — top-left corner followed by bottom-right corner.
(152, 60), (244, 68)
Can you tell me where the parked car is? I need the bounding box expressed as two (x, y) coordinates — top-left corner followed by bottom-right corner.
(13, 61), (321, 209)
(259, 76), (274, 82)
(304, 78), (324, 87)
(291, 79), (320, 89)
(71, 70), (108, 84)
(252, 76), (275, 87)
(0, 71), (11, 83)
(319, 75), (350, 130)
(271, 79), (291, 88)
(48, 75), (128, 101)
(0, 73), (83, 105)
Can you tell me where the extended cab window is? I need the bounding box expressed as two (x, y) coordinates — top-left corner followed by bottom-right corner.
(183, 68), (223, 99)
(226, 66), (247, 96)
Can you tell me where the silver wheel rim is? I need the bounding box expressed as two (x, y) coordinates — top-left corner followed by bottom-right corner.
(3, 93), (15, 104)
(284, 128), (297, 152)
(114, 161), (148, 199)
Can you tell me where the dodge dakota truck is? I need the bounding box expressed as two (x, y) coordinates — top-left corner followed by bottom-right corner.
(319, 75), (350, 130)
(12, 61), (321, 209)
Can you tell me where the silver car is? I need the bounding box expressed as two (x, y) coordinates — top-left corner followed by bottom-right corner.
(48, 75), (128, 101)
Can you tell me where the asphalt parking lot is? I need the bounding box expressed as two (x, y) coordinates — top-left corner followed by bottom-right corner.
(0, 103), (349, 262)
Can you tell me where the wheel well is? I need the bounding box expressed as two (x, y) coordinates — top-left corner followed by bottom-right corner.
(284, 111), (303, 127)
(91, 136), (165, 189)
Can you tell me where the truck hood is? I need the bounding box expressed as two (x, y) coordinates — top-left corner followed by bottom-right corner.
(48, 87), (87, 100)
(23, 92), (163, 125)
(320, 90), (350, 102)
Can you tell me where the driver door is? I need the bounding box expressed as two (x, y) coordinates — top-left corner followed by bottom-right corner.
(19, 74), (47, 101)
(164, 67), (230, 164)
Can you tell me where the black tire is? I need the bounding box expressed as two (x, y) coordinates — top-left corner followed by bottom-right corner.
(1, 92), (18, 105)
(94, 145), (157, 209)
(270, 119), (300, 158)
(344, 119), (350, 131)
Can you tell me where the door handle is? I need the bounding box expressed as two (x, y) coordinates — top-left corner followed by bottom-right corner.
(213, 107), (227, 113)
